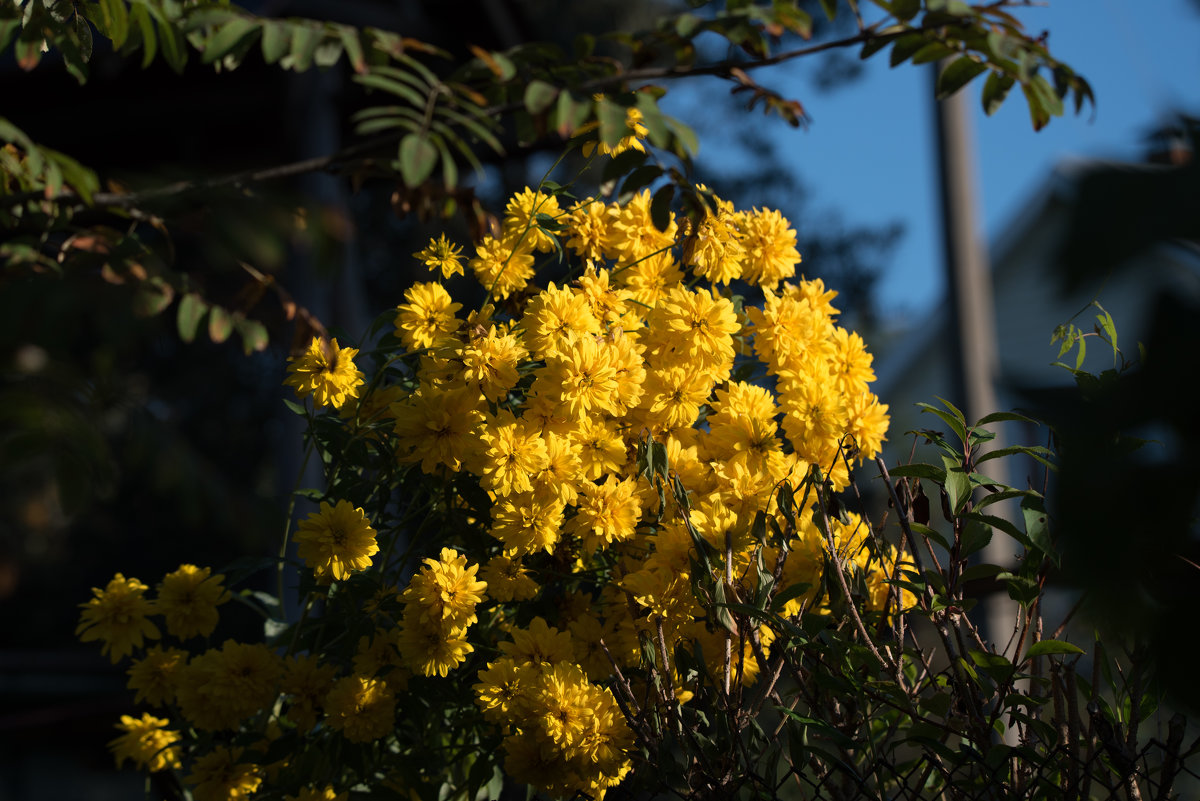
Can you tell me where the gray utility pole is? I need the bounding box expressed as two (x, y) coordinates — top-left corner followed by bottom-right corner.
(931, 63), (1016, 664)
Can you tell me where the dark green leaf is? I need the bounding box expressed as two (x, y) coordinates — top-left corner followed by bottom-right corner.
(260, 20), (288, 64)
(399, 134), (438, 187)
(283, 399), (307, 415)
(817, 0), (838, 21)
(650, 183), (675, 232)
(937, 56), (989, 99)
(157, 17), (187, 74)
(911, 522), (951, 551)
(976, 410), (1037, 426)
(1021, 82), (1050, 131)
(665, 115), (699, 158)
(176, 293), (209, 342)
(1023, 640), (1085, 661)
(132, 277), (174, 317)
(1021, 496), (1056, 565)
(523, 79), (559, 115)
(892, 0), (920, 21)
(208, 305), (233, 343)
(911, 42), (956, 65)
(233, 315), (269, 355)
(981, 71), (1015, 116)
(596, 96), (628, 148)
(889, 32), (927, 67)
(286, 23), (320, 71)
(942, 457), (971, 514)
(203, 17), (260, 64)
(75, 14), (94, 63)
(886, 463), (945, 481)
(337, 25), (366, 73)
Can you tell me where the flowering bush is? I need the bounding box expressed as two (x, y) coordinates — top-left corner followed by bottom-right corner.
(78, 166), (913, 796)
(77, 174), (1195, 800)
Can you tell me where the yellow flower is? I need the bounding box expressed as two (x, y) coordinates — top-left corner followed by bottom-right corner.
(414, 233), (464, 279)
(503, 187), (563, 253)
(294, 500), (380, 582)
(567, 475), (640, 551)
(324, 674), (396, 743)
(175, 640), (283, 731)
(396, 615), (474, 677)
(736, 207), (800, 289)
(490, 493), (566, 556)
(683, 206), (745, 286)
(108, 712), (182, 773)
(282, 654), (339, 732)
(480, 554), (540, 602)
(401, 547), (488, 631)
(156, 564), (230, 640)
(284, 336), (364, 410)
(392, 383), (486, 473)
(474, 657), (534, 722)
(394, 281), (462, 351)
(478, 410), (550, 497)
(470, 233), (536, 300)
(76, 573), (159, 663)
(126, 646), (188, 706)
(187, 746), (262, 801)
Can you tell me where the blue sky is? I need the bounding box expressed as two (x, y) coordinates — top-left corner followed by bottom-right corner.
(667, 0), (1200, 322)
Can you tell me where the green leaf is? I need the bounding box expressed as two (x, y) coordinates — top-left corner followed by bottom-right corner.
(553, 90), (590, 139)
(892, 0), (920, 21)
(976, 410), (1037, 426)
(959, 517), (992, 557)
(595, 96), (628, 148)
(0, 20), (20, 54)
(99, 0), (130, 49)
(1023, 640), (1085, 662)
(132, 277), (174, 317)
(176, 293), (209, 342)
(620, 165), (663, 199)
(282, 398), (307, 415)
(313, 37), (343, 69)
(650, 184), (675, 232)
(75, 13), (94, 63)
(665, 115), (699, 158)
(336, 25), (365, 73)
(886, 463), (946, 482)
(942, 456), (971, 514)
(203, 17), (259, 64)
(937, 56), (988, 99)
(259, 20), (288, 64)
(917, 398), (968, 443)
(286, 23), (320, 71)
(156, 16), (187, 74)
(208, 305), (233, 343)
(523, 79), (559, 115)
(233, 314), (269, 354)
(1021, 496), (1056, 565)
(399, 134), (437, 187)
(911, 522), (951, 551)
(817, 0), (838, 21)
(1021, 82), (1050, 131)
(889, 32), (927, 67)
(911, 42), (956, 65)
(981, 71), (1015, 116)
(976, 444), (1056, 471)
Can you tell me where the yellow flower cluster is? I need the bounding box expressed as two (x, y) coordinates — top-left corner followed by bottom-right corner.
(474, 618), (634, 798)
(81, 182), (906, 801)
(381, 186), (895, 795)
(76, 565), (230, 663)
